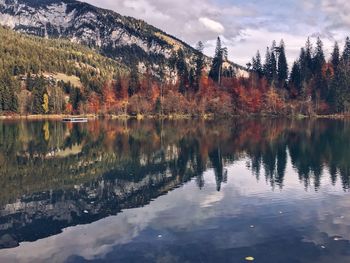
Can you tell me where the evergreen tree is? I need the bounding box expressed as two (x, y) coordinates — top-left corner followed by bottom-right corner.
(342, 37), (350, 64)
(299, 47), (311, 84)
(330, 61), (350, 112)
(252, 50), (263, 78)
(209, 37), (227, 84)
(69, 87), (82, 111)
(313, 37), (325, 74)
(0, 71), (18, 112)
(331, 42), (340, 70)
(263, 47), (271, 79)
(313, 37), (327, 100)
(277, 40), (288, 88)
(128, 63), (140, 97)
(194, 41), (205, 92)
(176, 49), (189, 94)
(270, 42), (277, 83)
(305, 37), (313, 70)
(264, 42), (277, 84)
(289, 61), (302, 96)
(32, 78), (46, 114)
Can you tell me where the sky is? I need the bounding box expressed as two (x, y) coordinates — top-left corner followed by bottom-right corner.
(84, 0), (350, 67)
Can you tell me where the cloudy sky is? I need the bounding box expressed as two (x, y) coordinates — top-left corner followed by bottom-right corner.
(84, 0), (350, 66)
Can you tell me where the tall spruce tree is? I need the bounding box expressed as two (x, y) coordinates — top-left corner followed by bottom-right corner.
(194, 41), (205, 92)
(305, 37), (313, 71)
(313, 37), (325, 73)
(331, 42), (340, 70)
(263, 47), (271, 79)
(342, 37), (350, 64)
(128, 63), (140, 97)
(277, 40), (288, 88)
(263, 42), (277, 84)
(270, 41), (277, 83)
(209, 37), (227, 84)
(176, 49), (189, 94)
(289, 61), (302, 96)
(252, 50), (263, 78)
(330, 61), (350, 112)
(313, 37), (326, 99)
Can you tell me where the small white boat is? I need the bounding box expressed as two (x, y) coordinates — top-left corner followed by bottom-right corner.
(62, 117), (88, 123)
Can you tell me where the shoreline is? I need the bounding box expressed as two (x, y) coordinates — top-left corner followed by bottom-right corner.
(1, 113), (350, 121)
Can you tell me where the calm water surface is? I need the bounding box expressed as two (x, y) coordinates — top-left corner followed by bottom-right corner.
(0, 119), (350, 262)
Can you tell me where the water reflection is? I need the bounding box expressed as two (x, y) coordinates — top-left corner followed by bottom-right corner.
(0, 118), (350, 261)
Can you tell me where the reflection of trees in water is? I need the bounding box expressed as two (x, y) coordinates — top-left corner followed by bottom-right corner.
(2, 118), (350, 247)
(1, 118), (350, 203)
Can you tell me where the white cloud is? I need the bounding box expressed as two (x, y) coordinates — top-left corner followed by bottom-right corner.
(83, 0), (350, 66)
(199, 17), (225, 34)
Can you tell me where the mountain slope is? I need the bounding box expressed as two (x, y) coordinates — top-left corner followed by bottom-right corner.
(0, 0), (246, 76)
(0, 25), (124, 87)
(0, 0), (195, 65)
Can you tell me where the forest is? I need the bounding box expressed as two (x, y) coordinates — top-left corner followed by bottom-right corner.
(1, 25), (350, 117)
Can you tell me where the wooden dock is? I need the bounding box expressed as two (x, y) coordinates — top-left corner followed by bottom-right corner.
(62, 117), (88, 123)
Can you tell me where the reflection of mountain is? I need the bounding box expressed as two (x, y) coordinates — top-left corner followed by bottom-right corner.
(1, 119), (350, 248)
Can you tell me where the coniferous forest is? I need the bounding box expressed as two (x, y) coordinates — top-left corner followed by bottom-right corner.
(1, 25), (350, 117)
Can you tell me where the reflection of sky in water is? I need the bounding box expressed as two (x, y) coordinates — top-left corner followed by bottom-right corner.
(1, 155), (350, 263)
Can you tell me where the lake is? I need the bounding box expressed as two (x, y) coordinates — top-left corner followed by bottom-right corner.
(0, 118), (350, 263)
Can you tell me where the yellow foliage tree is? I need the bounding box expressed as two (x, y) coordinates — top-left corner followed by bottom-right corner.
(42, 93), (49, 114)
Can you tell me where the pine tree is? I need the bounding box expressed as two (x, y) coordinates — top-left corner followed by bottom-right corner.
(176, 49), (189, 94)
(194, 41), (205, 92)
(263, 47), (271, 78)
(277, 40), (288, 88)
(264, 42), (277, 84)
(313, 37), (326, 100)
(342, 37), (350, 64)
(252, 51), (263, 78)
(289, 61), (302, 96)
(330, 61), (350, 112)
(313, 37), (325, 73)
(69, 87), (82, 111)
(331, 42), (340, 70)
(209, 37), (227, 84)
(128, 63), (140, 97)
(305, 37), (313, 70)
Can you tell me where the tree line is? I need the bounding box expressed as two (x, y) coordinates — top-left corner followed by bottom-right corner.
(2, 24), (350, 116)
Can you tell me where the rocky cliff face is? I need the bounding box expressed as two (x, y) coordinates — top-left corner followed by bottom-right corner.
(0, 0), (247, 77)
(0, 0), (194, 68)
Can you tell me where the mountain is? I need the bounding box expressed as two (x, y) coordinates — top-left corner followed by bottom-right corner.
(0, 0), (247, 76)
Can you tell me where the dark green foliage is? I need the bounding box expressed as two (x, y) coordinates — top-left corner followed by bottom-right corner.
(176, 49), (189, 94)
(331, 42), (340, 69)
(330, 61), (350, 112)
(69, 87), (83, 111)
(289, 62), (302, 96)
(194, 41), (205, 92)
(263, 42), (278, 84)
(252, 51), (263, 78)
(31, 75), (47, 114)
(277, 40), (288, 87)
(0, 72), (18, 112)
(209, 37), (227, 84)
(128, 63), (140, 97)
(342, 37), (350, 64)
